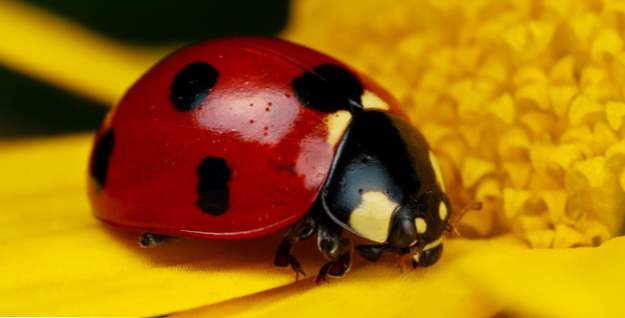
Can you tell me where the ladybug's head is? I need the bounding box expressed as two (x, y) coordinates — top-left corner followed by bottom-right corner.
(387, 191), (451, 266)
(356, 191), (452, 267)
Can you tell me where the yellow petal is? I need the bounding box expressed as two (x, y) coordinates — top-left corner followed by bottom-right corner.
(606, 139), (625, 158)
(0, 0), (167, 104)
(568, 95), (603, 125)
(477, 57), (508, 84)
(461, 156), (496, 188)
(457, 236), (625, 318)
(620, 169), (625, 192)
(487, 93), (516, 124)
(525, 229), (556, 248)
(592, 122), (618, 154)
(529, 143), (551, 173)
(570, 13), (599, 45)
(498, 128), (532, 158)
(549, 84), (577, 117)
(591, 29), (623, 61)
(0, 135), (319, 316)
(476, 177), (501, 200)
(519, 110), (555, 137)
(550, 144), (584, 170)
(515, 81), (549, 110)
(572, 156), (608, 187)
(605, 101), (625, 130)
(583, 220), (613, 245)
(503, 188), (532, 219)
(176, 236), (625, 318)
(179, 238), (514, 318)
(549, 55), (576, 84)
(606, 0), (625, 13)
(504, 24), (528, 53)
(552, 224), (586, 248)
(517, 214), (550, 232)
(540, 190), (568, 223)
(502, 162), (532, 187)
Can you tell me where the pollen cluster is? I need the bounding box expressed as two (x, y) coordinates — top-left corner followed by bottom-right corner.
(285, 0), (625, 247)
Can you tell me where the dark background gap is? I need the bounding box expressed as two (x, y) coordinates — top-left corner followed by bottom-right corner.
(0, 0), (289, 138)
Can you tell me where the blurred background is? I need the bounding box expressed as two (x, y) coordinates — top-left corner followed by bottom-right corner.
(0, 0), (289, 138)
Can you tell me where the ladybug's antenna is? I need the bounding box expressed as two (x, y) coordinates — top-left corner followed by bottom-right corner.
(444, 201), (483, 237)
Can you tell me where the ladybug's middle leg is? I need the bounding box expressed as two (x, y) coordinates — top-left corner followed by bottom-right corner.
(315, 212), (352, 284)
(274, 214), (317, 279)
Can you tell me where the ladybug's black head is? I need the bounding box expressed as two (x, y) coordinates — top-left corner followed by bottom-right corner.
(386, 191), (451, 267)
(323, 110), (453, 267)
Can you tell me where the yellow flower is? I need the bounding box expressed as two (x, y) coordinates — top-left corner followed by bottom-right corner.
(1, 0), (625, 317)
(285, 0), (625, 247)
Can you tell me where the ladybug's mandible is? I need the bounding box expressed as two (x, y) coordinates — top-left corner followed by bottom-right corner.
(88, 37), (452, 282)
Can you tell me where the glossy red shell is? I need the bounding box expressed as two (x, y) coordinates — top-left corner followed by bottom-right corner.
(88, 37), (403, 239)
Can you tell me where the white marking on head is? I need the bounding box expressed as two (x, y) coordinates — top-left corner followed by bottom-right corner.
(325, 110), (352, 146)
(438, 201), (448, 221)
(349, 191), (398, 243)
(361, 91), (390, 110)
(414, 217), (427, 234)
(429, 151), (446, 191)
(423, 236), (443, 251)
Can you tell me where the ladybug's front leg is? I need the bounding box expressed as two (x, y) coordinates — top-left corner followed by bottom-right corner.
(274, 215), (317, 280)
(315, 213), (352, 284)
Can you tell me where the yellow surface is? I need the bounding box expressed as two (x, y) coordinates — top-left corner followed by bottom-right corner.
(1, 0), (625, 317)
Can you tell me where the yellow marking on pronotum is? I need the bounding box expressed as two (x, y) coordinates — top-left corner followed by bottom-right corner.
(438, 201), (448, 221)
(361, 90), (390, 110)
(415, 217), (427, 234)
(349, 191), (397, 243)
(325, 110), (352, 146)
(429, 151), (446, 191)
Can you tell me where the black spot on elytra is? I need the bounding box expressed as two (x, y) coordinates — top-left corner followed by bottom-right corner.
(196, 156), (232, 215)
(90, 128), (115, 188)
(170, 62), (219, 111)
(292, 64), (364, 113)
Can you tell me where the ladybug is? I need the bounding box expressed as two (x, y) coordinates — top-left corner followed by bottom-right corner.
(88, 37), (452, 282)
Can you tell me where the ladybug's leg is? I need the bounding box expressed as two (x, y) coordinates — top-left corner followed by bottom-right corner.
(315, 213), (352, 284)
(138, 233), (179, 248)
(274, 215), (317, 279)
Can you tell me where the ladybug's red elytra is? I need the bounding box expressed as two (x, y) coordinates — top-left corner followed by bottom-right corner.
(88, 37), (452, 282)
